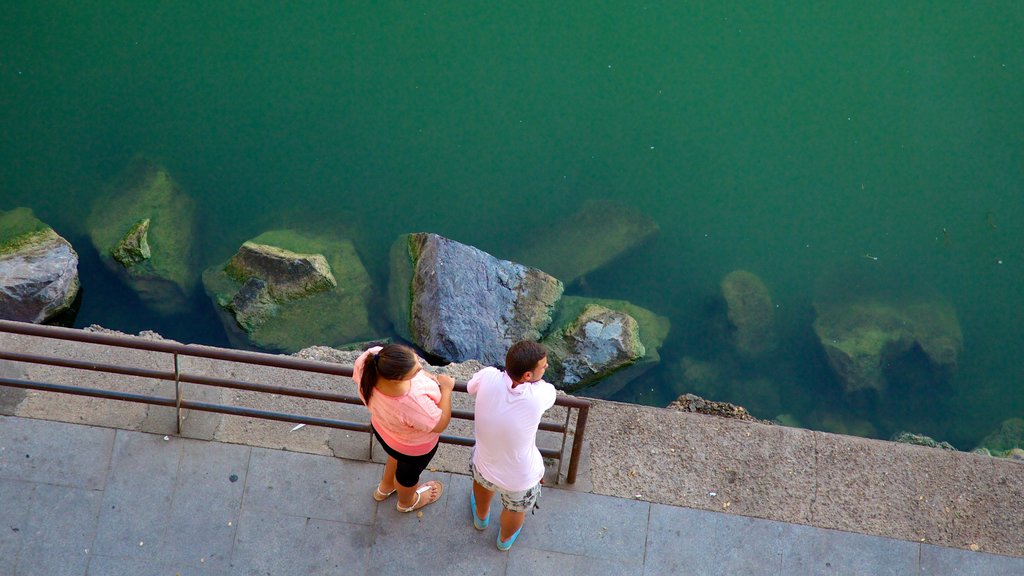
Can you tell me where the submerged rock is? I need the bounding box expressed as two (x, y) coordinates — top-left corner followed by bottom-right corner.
(542, 296), (669, 396)
(891, 431), (956, 451)
(721, 270), (775, 359)
(667, 393), (770, 424)
(510, 200), (659, 286)
(388, 233), (562, 365)
(0, 208), (80, 323)
(87, 158), (197, 314)
(203, 230), (374, 352)
(975, 418), (1024, 459)
(813, 297), (962, 394)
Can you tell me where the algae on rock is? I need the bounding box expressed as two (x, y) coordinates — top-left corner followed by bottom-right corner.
(87, 159), (197, 315)
(543, 295), (670, 397)
(0, 208), (80, 323)
(510, 199), (659, 286)
(203, 230), (374, 352)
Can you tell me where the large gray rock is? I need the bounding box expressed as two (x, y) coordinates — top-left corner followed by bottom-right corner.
(813, 298), (962, 394)
(542, 296), (669, 397)
(388, 233), (563, 365)
(0, 208), (80, 323)
(721, 270), (775, 359)
(86, 158), (197, 315)
(203, 230), (374, 352)
(510, 200), (659, 285)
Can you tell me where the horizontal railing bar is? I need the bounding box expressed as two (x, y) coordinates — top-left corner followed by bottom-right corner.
(0, 319), (588, 410)
(0, 350), (571, 431)
(0, 319), (354, 377)
(0, 376), (565, 460)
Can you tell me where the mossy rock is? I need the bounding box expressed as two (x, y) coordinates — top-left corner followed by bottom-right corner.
(86, 158), (197, 314)
(203, 230), (375, 353)
(543, 295), (670, 396)
(511, 199), (659, 285)
(975, 418), (1024, 456)
(0, 208), (53, 256)
(0, 208), (81, 323)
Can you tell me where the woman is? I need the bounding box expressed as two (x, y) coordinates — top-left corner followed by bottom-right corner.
(352, 343), (454, 512)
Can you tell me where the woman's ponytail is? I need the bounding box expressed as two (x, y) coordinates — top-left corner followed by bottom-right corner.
(359, 352), (379, 404)
(360, 345), (418, 404)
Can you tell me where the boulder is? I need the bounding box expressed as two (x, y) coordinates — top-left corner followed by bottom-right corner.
(510, 199), (658, 285)
(813, 298), (962, 394)
(667, 393), (771, 424)
(203, 230), (374, 352)
(0, 208), (80, 323)
(542, 295), (670, 396)
(721, 270), (775, 359)
(388, 233), (562, 365)
(891, 431), (956, 451)
(86, 158), (197, 314)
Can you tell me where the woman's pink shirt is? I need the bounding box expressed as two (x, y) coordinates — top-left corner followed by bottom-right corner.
(352, 347), (442, 456)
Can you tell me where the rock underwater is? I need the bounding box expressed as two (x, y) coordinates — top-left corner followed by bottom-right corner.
(509, 199), (659, 286)
(0, 207), (80, 323)
(388, 233), (563, 365)
(542, 295), (670, 397)
(203, 230), (374, 352)
(721, 270), (776, 359)
(86, 158), (197, 315)
(813, 297), (962, 394)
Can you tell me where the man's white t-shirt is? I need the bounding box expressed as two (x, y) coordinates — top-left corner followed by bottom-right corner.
(468, 367), (557, 492)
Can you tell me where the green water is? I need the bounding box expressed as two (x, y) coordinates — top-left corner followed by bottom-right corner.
(2, 3), (1021, 448)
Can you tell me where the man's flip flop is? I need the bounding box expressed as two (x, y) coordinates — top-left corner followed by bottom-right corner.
(396, 481), (444, 513)
(497, 525), (523, 551)
(373, 485), (396, 502)
(470, 491), (489, 530)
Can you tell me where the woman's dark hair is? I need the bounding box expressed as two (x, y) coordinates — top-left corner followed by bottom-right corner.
(359, 344), (419, 403)
(505, 341), (547, 381)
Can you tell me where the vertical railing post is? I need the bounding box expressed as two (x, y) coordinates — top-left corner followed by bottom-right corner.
(173, 353), (182, 435)
(556, 407), (572, 484)
(565, 403), (589, 485)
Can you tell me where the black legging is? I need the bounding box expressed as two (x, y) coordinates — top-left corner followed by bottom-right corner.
(372, 426), (439, 488)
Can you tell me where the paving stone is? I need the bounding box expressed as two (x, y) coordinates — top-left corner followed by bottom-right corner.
(0, 478), (34, 574)
(644, 504), (783, 576)
(87, 555), (228, 576)
(436, 473), (509, 575)
(514, 484), (649, 564)
(508, 548), (641, 576)
(0, 415), (114, 489)
(241, 447), (379, 525)
(778, 522), (919, 575)
(92, 430), (182, 559)
(17, 483), (103, 576)
(231, 508), (373, 575)
(157, 440), (250, 570)
(920, 544), (1024, 576)
(367, 471), (465, 575)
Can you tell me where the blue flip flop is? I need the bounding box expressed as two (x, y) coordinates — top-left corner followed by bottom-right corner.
(496, 525), (523, 551)
(470, 491), (489, 530)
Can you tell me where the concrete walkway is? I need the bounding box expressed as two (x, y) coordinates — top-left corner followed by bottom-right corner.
(2, 416), (1021, 576)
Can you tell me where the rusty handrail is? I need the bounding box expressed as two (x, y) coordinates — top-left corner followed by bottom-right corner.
(0, 319), (590, 484)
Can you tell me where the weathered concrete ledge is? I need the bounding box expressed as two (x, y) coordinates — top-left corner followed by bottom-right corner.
(0, 329), (1020, 558)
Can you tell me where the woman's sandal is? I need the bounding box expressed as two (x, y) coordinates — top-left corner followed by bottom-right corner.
(373, 484), (396, 502)
(396, 480), (444, 513)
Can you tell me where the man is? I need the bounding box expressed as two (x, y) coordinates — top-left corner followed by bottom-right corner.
(467, 341), (556, 551)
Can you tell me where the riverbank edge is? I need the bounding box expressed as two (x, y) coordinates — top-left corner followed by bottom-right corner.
(0, 329), (1020, 558)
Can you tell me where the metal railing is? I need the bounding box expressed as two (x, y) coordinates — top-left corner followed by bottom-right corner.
(0, 319), (590, 484)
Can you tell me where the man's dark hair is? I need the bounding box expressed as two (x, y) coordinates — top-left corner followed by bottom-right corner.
(505, 341), (547, 381)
